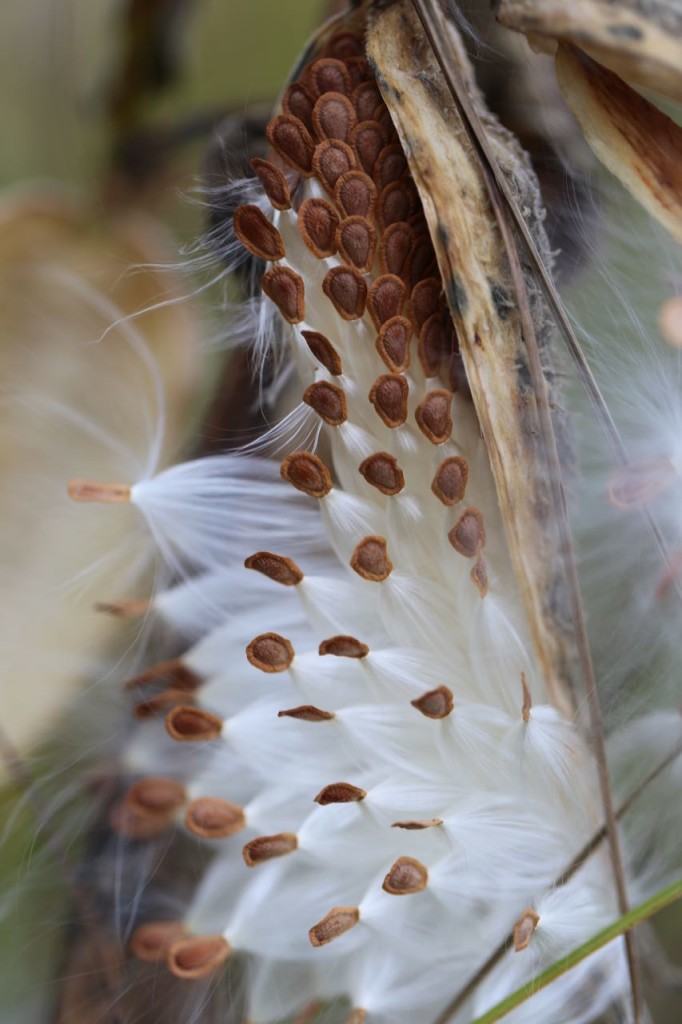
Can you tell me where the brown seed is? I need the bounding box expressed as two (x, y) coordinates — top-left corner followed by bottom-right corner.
(303, 380), (348, 426)
(94, 597), (151, 618)
(359, 452), (404, 496)
(352, 81), (382, 121)
(415, 389), (453, 444)
(408, 196), (428, 224)
(318, 635), (369, 658)
(392, 819), (443, 830)
(312, 92), (357, 142)
(242, 832), (298, 867)
(379, 222), (414, 278)
(660, 296), (682, 349)
(513, 908), (540, 952)
(409, 212), (428, 234)
(168, 935), (231, 979)
(278, 705), (336, 722)
(309, 906), (360, 947)
(374, 143), (407, 187)
(250, 158), (292, 211)
(408, 233), (438, 287)
(418, 314), (451, 378)
(607, 459), (676, 509)
(350, 535), (392, 582)
(314, 782), (367, 805)
(308, 57), (352, 97)
(313, 139), (356, 193)
(298, 198), (339, 258)
(325, 32), (364, 61)
(448, 349), (470, 398)
(109, 800), (174, 840)
(165, 706), (223, 742)
(377, 180), (414, 228)
(232, 204), (285, 262)
(123, 658), (201, 691)
(323, 265), (367, 320)
(280, 451), (332, 498)
(126, 778), (186, 818)
(244, 551), (303, 586)
(432, 456), (468, 506)
(411, 685), (454, 719)
(133, 688), (195, 720)
(374, 104), (394, 137)
(282, 82), (315, 132)
(521, 672), (533, 724)
(348, 1010), (368, 1024)
(185, 797), (246, 839)
(293, 998), (322, 1018)
(345, 56), (373, 86)
(301, 330), (343, 376)
(337, 216), (376, 272)
(67, 479), (131, 503)
(266, 115), (315, 175)
(130, 921), (188, 962)
(410, 278), (443, 331)
(367, 274), (406, 328)
(382, 856), (428, 895)
(369, 373), (408, 428)
(470, 553), (489, 597)
(375, 316), (412, 372)
(261, 266), (305, 323)
(448, 507), (486, 558)
(350, 120), (387, 176)
(334, 170), (377, 219)
(246, 632), (295, 673)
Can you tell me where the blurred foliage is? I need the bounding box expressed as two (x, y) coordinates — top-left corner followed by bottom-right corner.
(0, 0), (322, 191)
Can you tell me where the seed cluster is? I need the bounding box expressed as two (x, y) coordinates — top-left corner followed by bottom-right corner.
(232, 32), (489, 599)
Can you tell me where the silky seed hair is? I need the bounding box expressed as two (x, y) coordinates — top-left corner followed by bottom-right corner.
(22, 3), (682, 1024)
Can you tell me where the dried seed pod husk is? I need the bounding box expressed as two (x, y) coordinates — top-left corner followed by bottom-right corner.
(367, 1), (578, 715)
(555, 43), (682, 244)
(495, 0), (682, 103)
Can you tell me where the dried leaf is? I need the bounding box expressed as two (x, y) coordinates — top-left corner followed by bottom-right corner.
(556, 43), (682, 245)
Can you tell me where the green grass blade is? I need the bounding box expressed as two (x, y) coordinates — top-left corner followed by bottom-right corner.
(469, 878), (682, 1024)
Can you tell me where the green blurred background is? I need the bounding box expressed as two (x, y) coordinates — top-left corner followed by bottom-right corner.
(0, 0), (322, 189)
